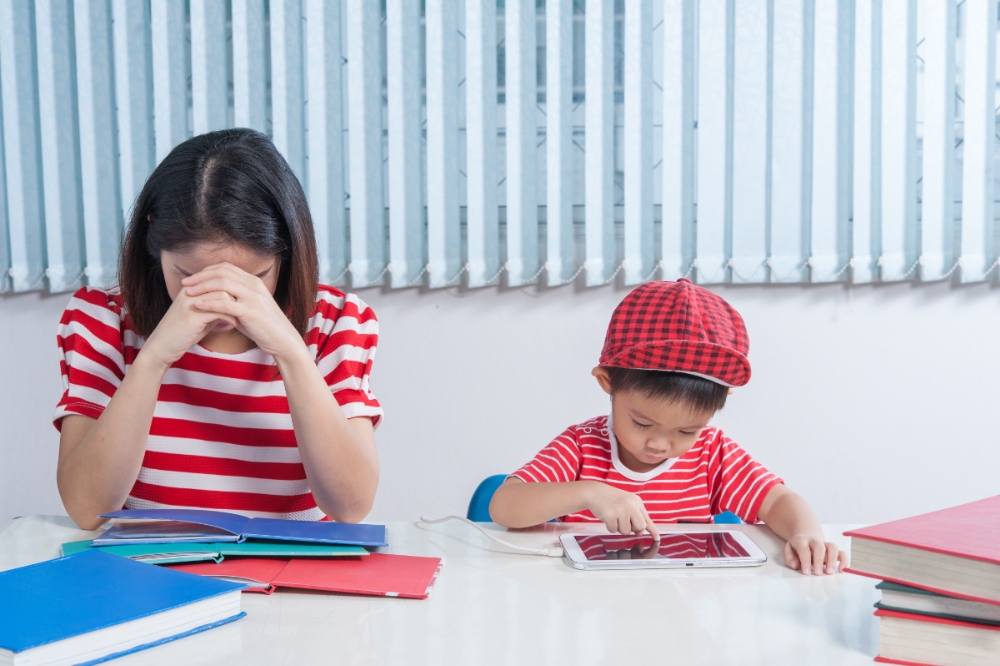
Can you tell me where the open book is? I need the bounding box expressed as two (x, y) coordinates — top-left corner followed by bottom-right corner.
(166, 553), (443, 599)
(93, 508), (388, 548)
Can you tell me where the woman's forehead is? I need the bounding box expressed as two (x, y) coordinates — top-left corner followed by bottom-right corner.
(162, 242), (278, 272)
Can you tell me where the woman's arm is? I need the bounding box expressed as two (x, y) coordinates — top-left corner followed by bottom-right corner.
(185, 263), (379, 522)
(274, 343), (379, 522)
(57, 354), (170, 530)
(757, 484), (848, 575)
(57, 289), (240, 529)
(489, 477), (660, 538)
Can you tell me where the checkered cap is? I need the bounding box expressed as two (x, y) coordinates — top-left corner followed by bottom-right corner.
(599, 279), (751, 387)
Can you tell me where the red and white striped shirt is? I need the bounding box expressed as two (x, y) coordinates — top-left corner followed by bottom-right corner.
(54, 285), (382, 521)
(512, 415), (782, 524)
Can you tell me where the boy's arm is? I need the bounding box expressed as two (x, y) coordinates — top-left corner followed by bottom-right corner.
(489, 477), (660, 539)
(488, 478), (591, 527)
(757, 484), (848, 575)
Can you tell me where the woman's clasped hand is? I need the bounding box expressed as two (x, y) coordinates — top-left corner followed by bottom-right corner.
(181, 262), (303, 359)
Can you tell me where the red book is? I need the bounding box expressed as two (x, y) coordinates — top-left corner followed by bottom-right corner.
(844, 494), (1000, 605)
(273, 556), (442, 599)
(167, 553), (442, 599)
(872, 608), (1000, 666)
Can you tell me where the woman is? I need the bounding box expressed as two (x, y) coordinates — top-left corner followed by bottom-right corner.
(55, 129), (381, 529)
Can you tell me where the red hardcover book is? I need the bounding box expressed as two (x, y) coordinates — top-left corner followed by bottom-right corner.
(873, 608), (1000, 666)
(168, 554), (442, 599)
(273, 555), (443, 599)
(843, 494), (1000, 605)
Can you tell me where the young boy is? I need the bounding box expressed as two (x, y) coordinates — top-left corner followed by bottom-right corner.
(489, 279), (846, 576)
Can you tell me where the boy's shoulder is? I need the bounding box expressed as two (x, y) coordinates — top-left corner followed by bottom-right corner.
(562, 415), (611, 439)
(544, 416), (612, 453)
(578, 414), (609, 430)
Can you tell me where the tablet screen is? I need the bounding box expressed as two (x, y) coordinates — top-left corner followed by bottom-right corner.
(573, 533), (750, 561)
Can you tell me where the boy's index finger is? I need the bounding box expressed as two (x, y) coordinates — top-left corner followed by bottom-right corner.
(640, 505), (660, 540)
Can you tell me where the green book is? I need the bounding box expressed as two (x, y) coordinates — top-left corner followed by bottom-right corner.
(61, 539), (369, 565)
(875, 580), (1000, 626)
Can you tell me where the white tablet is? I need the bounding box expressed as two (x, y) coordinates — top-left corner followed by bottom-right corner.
(560, 531), (767, 570)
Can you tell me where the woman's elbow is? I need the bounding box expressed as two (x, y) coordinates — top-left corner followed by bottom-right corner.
(60, 497), (107, 531)
(328, 504), (372, 523)
(321, 489), (376, 523)
(72, 513), (108, 532)
(56, 477), (101, 531)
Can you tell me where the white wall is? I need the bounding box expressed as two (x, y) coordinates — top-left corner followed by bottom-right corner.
(2, 280), (999, 527)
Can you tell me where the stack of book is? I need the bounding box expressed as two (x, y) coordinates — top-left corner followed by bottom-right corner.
(64, 508), (443, 600)
(845, 494), (1000, 666)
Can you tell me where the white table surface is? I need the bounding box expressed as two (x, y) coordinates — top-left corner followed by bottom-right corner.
(0, 516), (880, 665)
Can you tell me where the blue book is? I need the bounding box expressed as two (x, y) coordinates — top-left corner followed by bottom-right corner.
(92, 508), (388, 548)
(0, 550), (245, 666)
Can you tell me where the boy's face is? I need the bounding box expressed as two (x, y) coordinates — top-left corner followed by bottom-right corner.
(593, 367), (716, 474)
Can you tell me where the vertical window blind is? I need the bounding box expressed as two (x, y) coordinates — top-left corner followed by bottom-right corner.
(0, 0), (996, 294)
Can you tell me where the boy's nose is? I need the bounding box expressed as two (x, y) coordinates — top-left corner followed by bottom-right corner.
(646, 441), (671, 455)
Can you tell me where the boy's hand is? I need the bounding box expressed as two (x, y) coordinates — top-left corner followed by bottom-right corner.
(783, 534), (848, 575)
(757, 485), (849, 576)
(585, 483), (660, 540)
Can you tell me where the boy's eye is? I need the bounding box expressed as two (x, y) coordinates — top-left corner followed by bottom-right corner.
(679, 430), (697, 436)
(631, 419), (652, 429)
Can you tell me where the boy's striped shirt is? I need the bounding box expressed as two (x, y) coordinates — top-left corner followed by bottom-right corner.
(512, 415), (781, 524)
(54, 285), (382, 521)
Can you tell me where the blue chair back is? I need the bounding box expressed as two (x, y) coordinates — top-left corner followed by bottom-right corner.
(712, 511), (743, 524)
(466, 474), (508, 521)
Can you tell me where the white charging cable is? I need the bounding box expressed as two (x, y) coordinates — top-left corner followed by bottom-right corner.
(419, 515), (564, 558)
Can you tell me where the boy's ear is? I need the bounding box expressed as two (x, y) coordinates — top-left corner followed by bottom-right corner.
(591, 366), (612, 395)
(728, 388), (734, 395)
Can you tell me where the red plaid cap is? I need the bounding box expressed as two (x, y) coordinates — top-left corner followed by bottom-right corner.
(599, 279), (751, 387)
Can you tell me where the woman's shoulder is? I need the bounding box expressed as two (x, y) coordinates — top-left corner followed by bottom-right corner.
(309, 285), (378, 332)
(58, 286), (132, 354)
(61, 286), (128, 327)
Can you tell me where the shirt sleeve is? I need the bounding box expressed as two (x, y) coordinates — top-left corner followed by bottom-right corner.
(311, 291), (384, 428)
(705, 429), (783, 523)
(54, 288), (128, 430)
(510, 425), (584, 483)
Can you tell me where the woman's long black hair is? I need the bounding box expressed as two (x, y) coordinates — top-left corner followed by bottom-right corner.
(119, 129), (319, 338)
